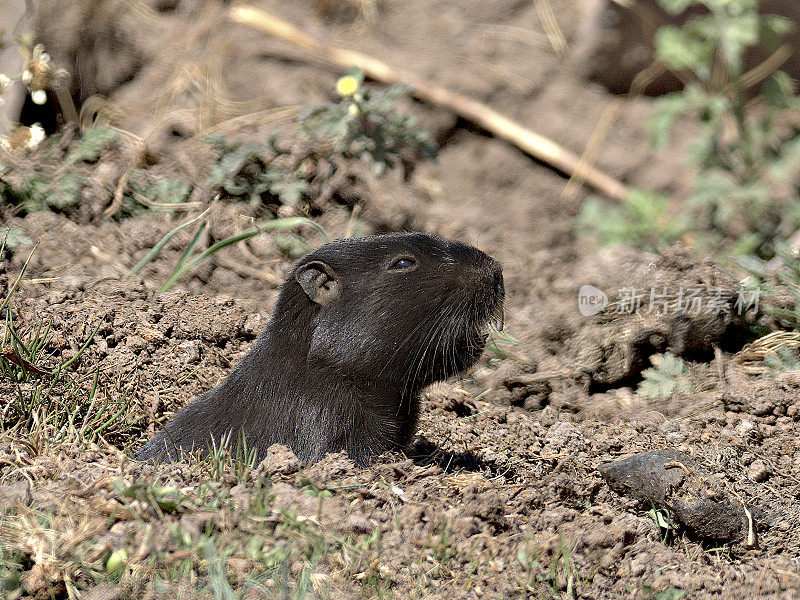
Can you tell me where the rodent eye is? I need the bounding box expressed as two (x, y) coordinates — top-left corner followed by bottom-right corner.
(388, 256), (417, 271)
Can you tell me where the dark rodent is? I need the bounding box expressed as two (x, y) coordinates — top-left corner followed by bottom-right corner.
(137, 232), (504, 466)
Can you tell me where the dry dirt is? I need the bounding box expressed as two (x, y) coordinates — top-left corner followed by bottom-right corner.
(1, 1), (800, 599)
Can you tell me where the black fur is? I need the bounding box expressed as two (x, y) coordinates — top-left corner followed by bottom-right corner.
(137, 232), (504, 466)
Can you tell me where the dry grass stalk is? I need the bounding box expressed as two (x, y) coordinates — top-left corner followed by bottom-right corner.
(561, 61), (665, 201)
(734, 330), (800, 374)
(533, 0), (568, 57)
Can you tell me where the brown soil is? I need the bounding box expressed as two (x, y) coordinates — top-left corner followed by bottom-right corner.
(2, 1), (800, 599)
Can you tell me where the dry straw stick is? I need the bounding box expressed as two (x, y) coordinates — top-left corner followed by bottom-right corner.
(229, 5), (629, 203)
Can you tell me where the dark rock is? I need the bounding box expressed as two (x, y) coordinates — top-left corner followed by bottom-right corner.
(599, 449), (748, 543)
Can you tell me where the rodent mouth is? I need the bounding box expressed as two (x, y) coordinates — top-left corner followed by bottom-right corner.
(492, 305), (504, 332)
(483, 300), (505, 332)
(476, 304), (505, 347)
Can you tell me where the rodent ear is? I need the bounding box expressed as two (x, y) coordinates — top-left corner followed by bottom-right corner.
(295, 261), (341, 306)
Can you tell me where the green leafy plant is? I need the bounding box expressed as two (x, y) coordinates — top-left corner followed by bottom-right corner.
(646, 505), (679, 545)
(129, 176), (191, 208)
(114, 478), (195, 515)
(302, 69), (437, 176)
(0, 226), (31, 250)
(638, 352), (695, 399)
(650, 0), (800, 257)
(581, 0), (800, 257)
(206, 68), (436, 212)
(0, 125), (122, 213)
(737, 244), (800, 331)
(733, 247), (800, 371)
(577, 189), (689, 251)
(206, 136), (307, 208)
(638, 584), (687, 600)
(762, 344), (800, 371)
(66, 126), (119, 164)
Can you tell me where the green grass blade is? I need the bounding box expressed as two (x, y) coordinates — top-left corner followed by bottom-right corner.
(0, 241), (39, 315)
(162, 220), (207, 287)
(52, 319), (102, 375)
(160, 217), (325, 291)
(129, 206), (213, 275)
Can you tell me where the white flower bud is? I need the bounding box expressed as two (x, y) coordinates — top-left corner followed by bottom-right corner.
(27, 123), (45, 149)
(31, 89), (47, 105)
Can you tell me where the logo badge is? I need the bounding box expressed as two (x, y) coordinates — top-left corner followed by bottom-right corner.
(578, 285), (608, 316)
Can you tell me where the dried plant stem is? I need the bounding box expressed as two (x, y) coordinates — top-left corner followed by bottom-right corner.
(562, 61), (665, 201)
(533, 0), (568, 57)
(229, 4), (628, 202)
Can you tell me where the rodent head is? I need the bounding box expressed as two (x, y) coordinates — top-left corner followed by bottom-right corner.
(276, 232), (504, 389)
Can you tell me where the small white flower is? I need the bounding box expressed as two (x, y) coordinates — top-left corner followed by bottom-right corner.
(21, 70), (32, 85)
(27, 123), (45, 149)
(0, 137), (10, 151)
(0, 74), (10, 90)
(31, 89), (47, 105)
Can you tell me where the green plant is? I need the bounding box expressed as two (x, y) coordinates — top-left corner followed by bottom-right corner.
(639, 584), (687, 600)
(113, 478), (195, 515)
(738, 245), (800, 331)
(515, 536), (577, 598)
(206, 69), (436, 212)
(302, 69), (437, 176)
(762, 343), (800, 370)
(735, 248), (800, 370)
(638, 353), (695, 399)
(66, 126), (119, 164)
(484, 330), (523, 362)
(0, 549), (25, 596)
(0, 307), (121, 440)
(651, 0), (800, 257)
(0, 243), (132, 442)
(647, 506), (677, 543)
(205, 431), (262, 482)
(577, 190), (689, 251)
(130, 209), (326, 291)
(129, 177), (191, 208)
(581, 0), (800, 257)
(429, 519), (454, 566)
(202, 538), (241, 600)
(0, 227), (31, 251)
(0, 125), (121, 213)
